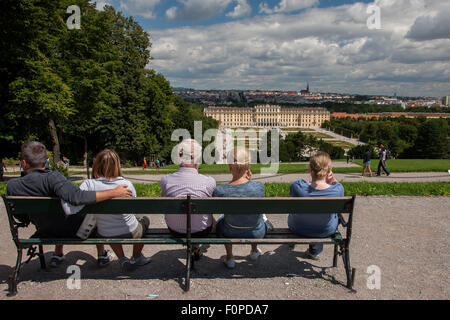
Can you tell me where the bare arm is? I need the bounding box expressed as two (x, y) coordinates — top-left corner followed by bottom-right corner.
(326, 171), (338, 185)
(95, 184), (132, 202)
(326, 171), (346, 223)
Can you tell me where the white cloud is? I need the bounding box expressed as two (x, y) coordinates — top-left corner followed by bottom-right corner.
(95, 1), (110, 11)
(166, 6), (178, 20)
(166, 0), (233, 22)
(120, 0), (160, 19)
(149, 0), (450, 96)
(226, 0), (252, 18)
(258, 2), (272, 14)
(259, 0), (318, 14)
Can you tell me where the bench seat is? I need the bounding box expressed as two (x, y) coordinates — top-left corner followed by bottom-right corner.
(16, 229), (343, 246)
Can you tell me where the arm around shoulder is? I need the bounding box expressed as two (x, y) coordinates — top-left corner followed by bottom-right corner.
(95, 184), (132, 202)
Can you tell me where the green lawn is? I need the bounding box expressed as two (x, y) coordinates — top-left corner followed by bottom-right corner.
(326, 140), (356, 148)
(3, 182), (447, 197)
(354, 159), (450, 172)
(305, 132), (334, 139)
(3, 159), (449, 177)
(100, 159), (450, 174)
(264, 182), (450, 197)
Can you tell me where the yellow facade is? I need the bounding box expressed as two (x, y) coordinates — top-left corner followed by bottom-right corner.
(204, 105), (330, 128)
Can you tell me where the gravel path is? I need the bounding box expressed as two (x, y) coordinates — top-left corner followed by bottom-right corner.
(64, 172), (450, 184)
(0, 196), (449, 300)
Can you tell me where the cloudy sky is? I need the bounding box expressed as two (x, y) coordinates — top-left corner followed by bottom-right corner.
(94, 0), (450, 97)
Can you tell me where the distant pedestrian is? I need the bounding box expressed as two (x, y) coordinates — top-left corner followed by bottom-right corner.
(0, 158), (6, 181)
(62, 156), (70, 168)
(155, 159), (160, 169)
(376, 144), (390, 177)
(143, 157), (147, 170)
(362, 149), (373, 177)
(346, 154), (350, 164)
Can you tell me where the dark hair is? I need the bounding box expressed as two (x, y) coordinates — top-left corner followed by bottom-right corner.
(21, 141), (47, 168)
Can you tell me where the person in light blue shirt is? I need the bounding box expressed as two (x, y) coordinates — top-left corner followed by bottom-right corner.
(62, 149), (152, 271)
(213, 147), (268, 269)
(288, 151), (344, 259)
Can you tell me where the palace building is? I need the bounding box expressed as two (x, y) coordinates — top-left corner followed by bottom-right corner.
(204, 105), (330, 128)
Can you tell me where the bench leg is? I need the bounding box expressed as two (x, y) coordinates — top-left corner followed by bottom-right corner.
(38, 245), (46, 270)
(333, 244), (338, 268)
(185, 245), (192, 292)
(341, 244), (354, 290)
(8, 248), (23, 297)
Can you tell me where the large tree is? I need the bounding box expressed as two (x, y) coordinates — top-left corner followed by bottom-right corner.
(1, 0), (75, 160)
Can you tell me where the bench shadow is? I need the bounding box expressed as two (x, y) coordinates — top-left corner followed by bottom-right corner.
(187, 244), (343, 289)
(1, 244), (346, 294)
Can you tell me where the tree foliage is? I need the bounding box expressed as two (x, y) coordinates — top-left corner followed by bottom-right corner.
(278, 131), (345, 162)
(325, 117), (450, 159)
(0, 0), (218, 164)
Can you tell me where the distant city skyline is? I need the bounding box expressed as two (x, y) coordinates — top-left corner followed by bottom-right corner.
(94, 0), (450, 97)
(174, 86), (441, 99)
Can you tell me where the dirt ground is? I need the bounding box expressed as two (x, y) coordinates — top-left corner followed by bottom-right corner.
(0, 196), (449, 300)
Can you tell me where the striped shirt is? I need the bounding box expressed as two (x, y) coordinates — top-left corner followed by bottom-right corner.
(161, 167), (216, 233)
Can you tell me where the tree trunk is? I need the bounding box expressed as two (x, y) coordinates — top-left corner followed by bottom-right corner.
(84, 137), (90, 179)
(48, 119), (60, 162)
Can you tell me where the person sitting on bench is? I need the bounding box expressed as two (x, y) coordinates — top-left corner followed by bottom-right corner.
(6, 141), (132, 268)
(62, 149), (152, 271)
(160, 139), (216, 260)
(288, 151), (344, 260)
(213, 147), (268, 269)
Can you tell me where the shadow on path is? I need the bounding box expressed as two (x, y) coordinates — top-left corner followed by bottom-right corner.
(0, 244), (345, 294)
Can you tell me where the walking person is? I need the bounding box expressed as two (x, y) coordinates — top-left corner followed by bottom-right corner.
(362, 149), (373, 177)
(143, 157), (147, 170)
(0, 158), (6, 181)
(376, 144), (390, 176)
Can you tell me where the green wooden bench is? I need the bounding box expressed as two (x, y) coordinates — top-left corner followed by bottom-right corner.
(2, 195), (356, 296)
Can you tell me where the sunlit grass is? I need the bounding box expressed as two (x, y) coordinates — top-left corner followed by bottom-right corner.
(2, 181), (448, 197)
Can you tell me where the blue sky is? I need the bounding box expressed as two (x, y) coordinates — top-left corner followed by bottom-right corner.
(94, 1), (450, 97)
(105, 0), (373, 30)
(97, 0), (374, 30)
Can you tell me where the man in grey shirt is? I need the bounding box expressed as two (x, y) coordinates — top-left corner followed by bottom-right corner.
(7, 141), (132, 267)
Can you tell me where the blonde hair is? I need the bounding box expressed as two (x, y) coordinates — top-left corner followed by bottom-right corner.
(227, 147), (250, 179)
(309, 151), (332, 179)
(92, 149), (122, 180)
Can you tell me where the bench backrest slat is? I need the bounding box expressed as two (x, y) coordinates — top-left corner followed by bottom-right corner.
(191, 198), (353, 214)
(3, 196), (354, 215)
